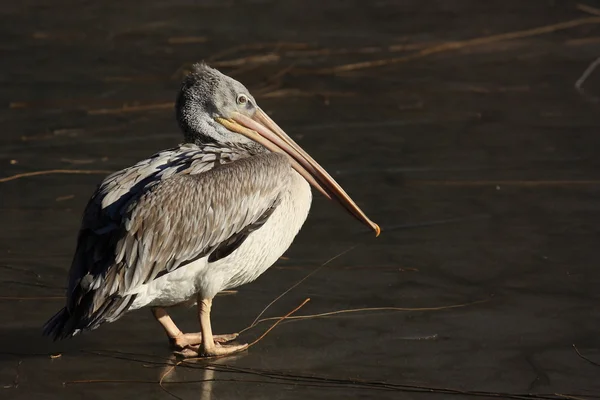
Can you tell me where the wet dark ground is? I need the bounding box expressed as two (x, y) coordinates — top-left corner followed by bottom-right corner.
(1, 0), (600, 399)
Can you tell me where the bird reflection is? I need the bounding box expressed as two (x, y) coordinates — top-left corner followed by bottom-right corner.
(158, 353), (246, 400)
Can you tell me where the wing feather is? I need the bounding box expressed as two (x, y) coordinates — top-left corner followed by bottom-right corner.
(44, 144), (290, 340)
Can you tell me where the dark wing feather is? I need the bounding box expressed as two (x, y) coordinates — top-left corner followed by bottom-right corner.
(44, 145), (290, 340)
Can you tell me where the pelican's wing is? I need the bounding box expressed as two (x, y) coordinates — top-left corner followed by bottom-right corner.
(44, 147), (290, 339)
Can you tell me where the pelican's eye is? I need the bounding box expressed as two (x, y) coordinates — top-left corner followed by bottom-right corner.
(236, 94), (248, 106)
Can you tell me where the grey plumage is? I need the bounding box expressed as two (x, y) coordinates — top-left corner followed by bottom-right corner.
(44, 141), (292, 339)
(176, 63), (257, 145)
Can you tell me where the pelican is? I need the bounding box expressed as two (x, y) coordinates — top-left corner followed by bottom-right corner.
(43, 63), (380, 357)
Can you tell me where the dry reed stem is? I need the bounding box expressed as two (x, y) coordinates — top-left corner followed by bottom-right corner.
(167, 36), (207, 44)
(0, 296), (64, 300)
(417, 180), (600, 187)
(307, 16), (600, 74)
(259, 89), (356, 98)
(283, 42), (435, 58)
(577, 3), (600, 17)
(211, 54), (280, 68)
(566, 36), (600, 46)
(226, 63), (263, 77)
(56, 195), (76, 202)
(0, 170), (112, 183)
(208, 42), (309, 62)
(87, 102), (174, 115)
(217, 290), (238, 296)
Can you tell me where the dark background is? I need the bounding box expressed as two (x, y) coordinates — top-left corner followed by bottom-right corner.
(1, 1), (599, 399)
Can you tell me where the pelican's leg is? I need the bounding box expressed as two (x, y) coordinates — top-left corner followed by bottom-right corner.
(196, 297), (248, 357)
(151, 307), (238, 351)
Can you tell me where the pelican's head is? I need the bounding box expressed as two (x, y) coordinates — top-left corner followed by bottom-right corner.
(176, 63), (258, 145)
(176, 63), (380, 236)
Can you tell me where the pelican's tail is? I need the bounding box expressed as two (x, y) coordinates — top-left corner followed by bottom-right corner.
(43, 294), (137, 340)
(42, 307), (77, 340)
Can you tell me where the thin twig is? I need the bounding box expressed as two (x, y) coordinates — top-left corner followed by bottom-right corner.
(247, 298), (310, 348)
(575, 56), (600, 102)
(165, 298), (310, 368)
(248, 246), (356, 329)
(0, 170), (112, 183)
(573, 344), (600, 367)
(247, 298), (491, 328)
(575, 57), (600, 91)
(159, 363), (183, 400)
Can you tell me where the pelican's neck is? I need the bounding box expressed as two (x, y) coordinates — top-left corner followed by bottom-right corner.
(227, 141), (269, 156)
(185, 137), (270, 159)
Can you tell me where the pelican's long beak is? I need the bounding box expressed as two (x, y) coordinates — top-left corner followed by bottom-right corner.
(216, 109), (380, 237)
